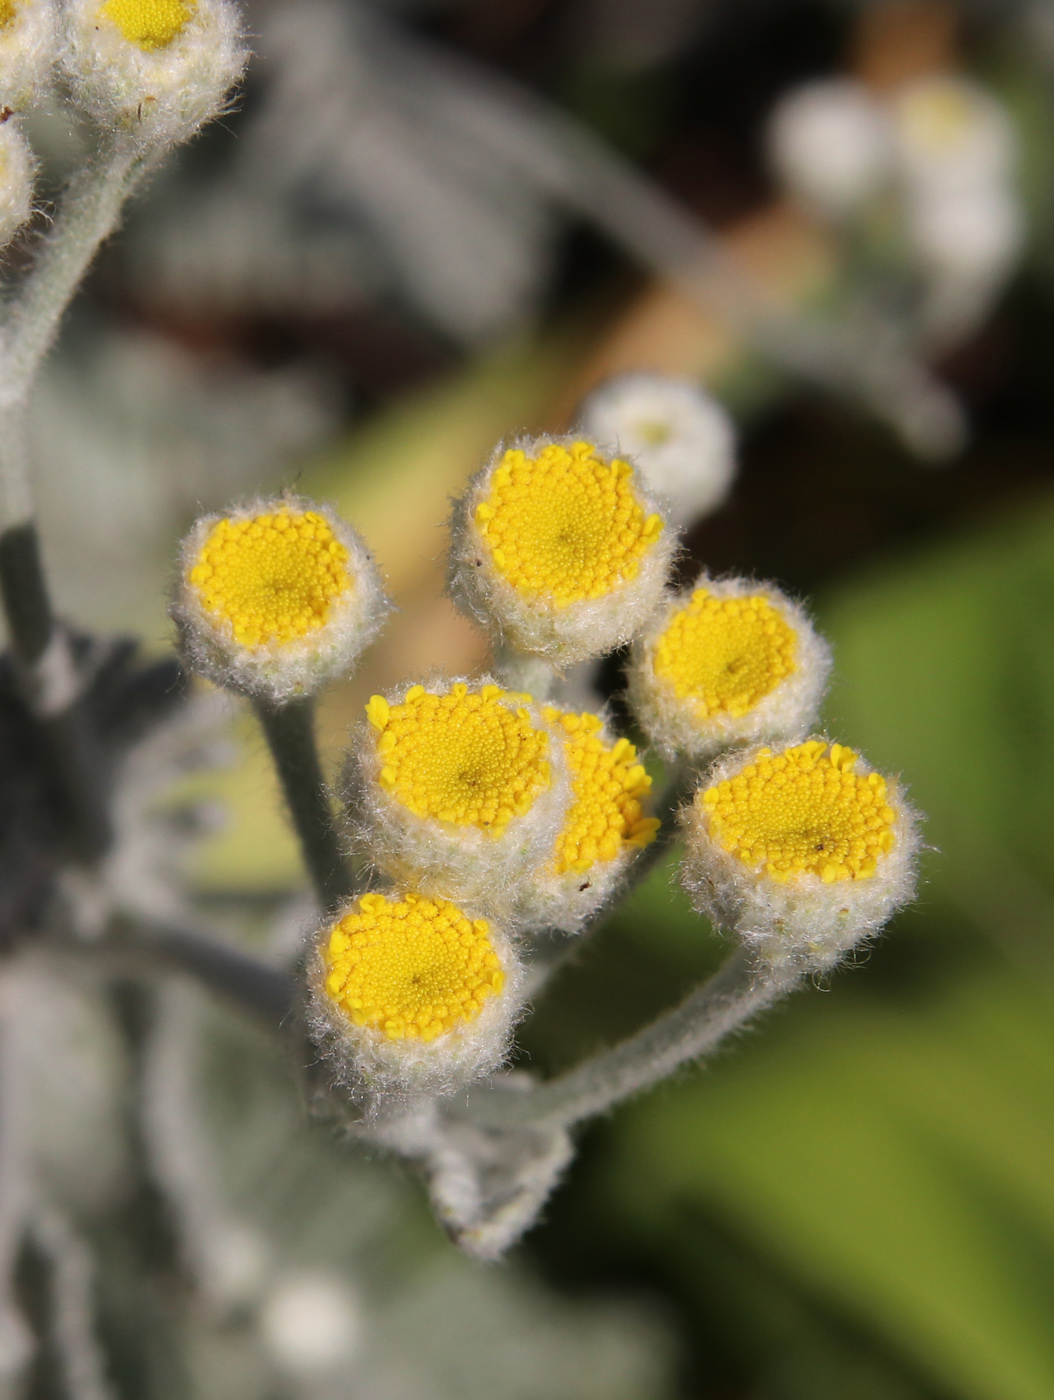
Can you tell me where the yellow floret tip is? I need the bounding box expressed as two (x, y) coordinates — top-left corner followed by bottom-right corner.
(543, 707), (657, 875)
(655, 589), (797, 719)
(98, 0), (195, 49)
(476, 441), (663, 607)
(701, 742), (897, 883)
(322, 892), (504, 1041)
(368, 685), (551, 835)
(189, 508), (351, 650)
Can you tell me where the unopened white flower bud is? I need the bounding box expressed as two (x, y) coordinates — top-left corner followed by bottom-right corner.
(0, 116), (35, 249)
(767, 78), (894, 217)
(448, 435), (673, 668)
(0, 0), (58, 109)
(306, 889), (523, 1112)
(891, 75), (1017, 197)
(627, 574), (831, 762)
(576, 373), (737, 527)
(681, 739), (920, 972)
(515, 706), (659, 934)
(344, 677), (571, 908)
(172, 494), (390, 705)
(61, 0), (246, 149)
(907, 181), (1023, 285)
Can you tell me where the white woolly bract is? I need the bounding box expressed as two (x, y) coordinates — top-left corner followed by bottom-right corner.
(576, 374), (736, 527)
(303, 894), (525, 1119)
(627, 574), (831, 762)
(60, 0), (247, 150)
(0, 119), (36, 250)
(680, 740), (921, 974)
(767, 78), (893, 217)
(447, 434), (675, 669)
(514, 708), (654, 936)
(0, 0), (59, 109)
(342, 675), (572, 912)
(171, 494), (390, 705)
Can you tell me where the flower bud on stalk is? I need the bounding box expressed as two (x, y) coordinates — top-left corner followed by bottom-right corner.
(681, 739), (920, 972)
(344, 678), (571, 909)
(448, 436), (673, 669)
(61, 0), (247, 149)
(172, 495), (389, 705)
(306, 889), (523, 1111)
(628, 574), (831, 762)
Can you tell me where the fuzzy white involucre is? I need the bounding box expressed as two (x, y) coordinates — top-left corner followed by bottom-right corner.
(60, 0), (247, 149)
(576, 374), (737, 527)
(303, 893), (525, 1120)
(627, 574), (831, 763)
(0, 0), (59, 109)
(171, 494), (390, 705)
(447, 435), (675, 670)
(680, 740), (921, 974)
(0, 118), (36, 250)
(342, 675), (573, 912)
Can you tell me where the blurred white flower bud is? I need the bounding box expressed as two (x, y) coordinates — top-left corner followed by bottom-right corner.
(259, 1271), (362, 1377)
(61, 0), (247, 150)
(766, 78), (894, 217)
(891, 75), (1017, 197)
(0, 116), (35, 250)
(576, 373), (737, 527)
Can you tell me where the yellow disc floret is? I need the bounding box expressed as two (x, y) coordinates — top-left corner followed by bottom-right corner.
(702, 741), (897, 883)
(0, 2), (17, 29)
(98, 0), (194, 50)
(655, 589), (797, 719)
(475, 441), (663, 607)
(367, 684), (551, 835)
(544, 709), (659, 874)
(188, 509), (351, 650)
(323, 892), (504, 1042)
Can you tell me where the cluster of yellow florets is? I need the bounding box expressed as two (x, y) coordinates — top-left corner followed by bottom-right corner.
(323, 892), (504, 1042)
(654, 589), (797, 719)
(0, 2), (17, 30)
(189, 509), (351, 649)
(98, 0), (194, 50)
(366, 684), (551, 835)
(474, 442), (663, 606)
(543, 709), (658, 874)
(701, 741), (897, 884)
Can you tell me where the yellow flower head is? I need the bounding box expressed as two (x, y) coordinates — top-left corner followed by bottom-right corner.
(701, 741), (895, 884)
(655, 589), (797, 719)
(323, 892), (504, 1042)
(189, 508), (351, 651)
(449, 435), (674, 667)
(475, 441), (662, 607)
(682, 738), (919, 971)
(174, 496), (389, 704)
(0, 2), (17, 29)
(346, 678), (572, 906)
(629, 574), (830, 760)
(367, 683), (551, 836)
(544, 709), (658, 875)
(98, 0), (194, 49)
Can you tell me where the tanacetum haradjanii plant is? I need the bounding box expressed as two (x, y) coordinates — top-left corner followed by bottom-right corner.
(172, 404), (917, 1234)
